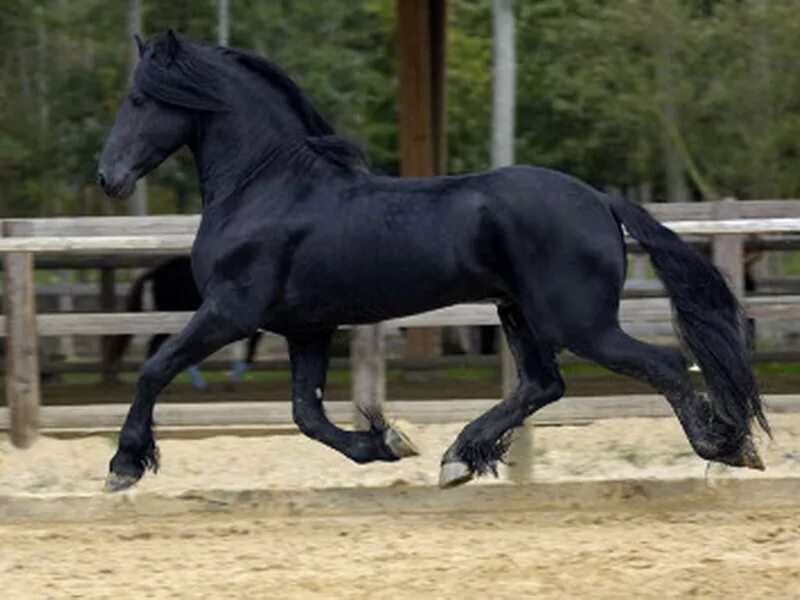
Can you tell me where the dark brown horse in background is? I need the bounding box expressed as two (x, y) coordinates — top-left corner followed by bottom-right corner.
(107, 257), (263, 389)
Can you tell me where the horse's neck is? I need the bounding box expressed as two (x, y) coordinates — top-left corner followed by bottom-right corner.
(191, 111), (307, 207)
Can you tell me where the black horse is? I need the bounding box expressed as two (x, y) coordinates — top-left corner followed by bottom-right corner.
(107, 257), (263, 389)
(97, 31), (768, 491)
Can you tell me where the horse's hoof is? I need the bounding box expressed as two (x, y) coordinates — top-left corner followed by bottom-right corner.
(384, 427), (420, 459)
(104, 472), (141, 493)
(738, 437), (765, 471)
(714, 437), (766, 471)
(439, 461), (473, 489)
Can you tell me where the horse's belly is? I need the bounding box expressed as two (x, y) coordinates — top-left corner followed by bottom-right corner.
(277, 250), (493, 327)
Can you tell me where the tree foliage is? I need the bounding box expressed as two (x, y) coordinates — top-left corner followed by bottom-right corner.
(2, 0), (800, 216)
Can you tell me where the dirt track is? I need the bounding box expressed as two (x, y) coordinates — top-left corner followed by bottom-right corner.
(2, 504), (799, 599)
(2, 416), (799, 598)
(2, 415), (799, 495)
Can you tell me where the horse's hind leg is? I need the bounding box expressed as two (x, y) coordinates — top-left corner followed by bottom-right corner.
(288, 331), (419, 464)
(569, 325), (762, 468)
(439, 304), (564, 488)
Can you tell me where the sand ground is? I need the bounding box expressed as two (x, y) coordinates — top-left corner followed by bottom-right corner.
(1, 415), (799, 599)
(1, 504), (798, 599)
(1, 415), (799, 495)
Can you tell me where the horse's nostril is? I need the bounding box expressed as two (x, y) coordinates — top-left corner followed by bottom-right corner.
(97, 171), (107, 188)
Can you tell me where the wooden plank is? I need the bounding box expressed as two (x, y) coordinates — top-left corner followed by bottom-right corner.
(3, 253), (41, 448)
(12, 234), (800, 271)
(4, 218), (800, 255)
(1, 295), (800, 338)
(0, 235), (196, 253)
(1, 201), (800, 240)
(350, 325), (386, 429)
(642, 199), (800, 220)
(2, 395), (798, 431)
(663, 218), (800, 234)
(2, 215), (200, 237)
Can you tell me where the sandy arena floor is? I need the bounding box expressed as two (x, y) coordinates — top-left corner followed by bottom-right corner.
(1, 504), (798, 598)
(1, 415), (799, 495)
(1, 416), (799, 599)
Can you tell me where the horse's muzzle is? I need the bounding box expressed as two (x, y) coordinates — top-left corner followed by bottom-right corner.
(96, 168), (135, 199)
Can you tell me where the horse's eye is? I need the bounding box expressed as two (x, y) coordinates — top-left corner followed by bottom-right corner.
(130, 95), (145, 107)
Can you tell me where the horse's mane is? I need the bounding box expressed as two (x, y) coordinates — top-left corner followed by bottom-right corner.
(135, 33), (367, 172)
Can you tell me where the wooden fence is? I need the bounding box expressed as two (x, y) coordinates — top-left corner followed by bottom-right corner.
(4, 199), (800, 478)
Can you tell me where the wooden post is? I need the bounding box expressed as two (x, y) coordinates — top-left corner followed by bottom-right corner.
(99, 267), (117, 383)
(396, 0), (446, 358)
(3, 253), (41, 448)
(56, 269), (75, 360)
(490, 0), (530, 483)
(712, 198), (745, 299)
(502, 334), (532, 483)
(351, 324), (386, 430)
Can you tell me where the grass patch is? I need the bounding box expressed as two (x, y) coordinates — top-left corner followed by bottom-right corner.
(442, 366), (496, 380)
(50, 358), (800, 388)
(754, 361), (800, 376)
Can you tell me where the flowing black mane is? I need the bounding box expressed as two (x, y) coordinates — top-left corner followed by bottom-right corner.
(135, 33), (367, 171)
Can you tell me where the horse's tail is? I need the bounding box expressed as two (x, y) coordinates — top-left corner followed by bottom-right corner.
(607, 197), (769, 439)
(106, 268), (152, 374)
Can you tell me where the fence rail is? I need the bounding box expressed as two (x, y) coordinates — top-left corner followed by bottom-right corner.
(2, 295), (800, 338)
(3, 198), (800, 461)
(3, 219), (800, 254)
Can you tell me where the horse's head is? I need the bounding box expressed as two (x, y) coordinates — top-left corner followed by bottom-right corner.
(97, 31), (201, 199)
(98, 30), (366, 200)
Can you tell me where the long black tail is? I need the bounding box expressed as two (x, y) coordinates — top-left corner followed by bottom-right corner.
(608, 197), (769, 439)
(106, 269), (152, 374)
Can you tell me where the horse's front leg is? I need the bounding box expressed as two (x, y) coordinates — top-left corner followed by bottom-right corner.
(288, 331), (419, 464)
(105, 300), (243, 491)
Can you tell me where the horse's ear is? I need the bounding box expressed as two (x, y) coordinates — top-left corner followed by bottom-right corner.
(134, 34), (147, 57)
(164, 28), (181, 62)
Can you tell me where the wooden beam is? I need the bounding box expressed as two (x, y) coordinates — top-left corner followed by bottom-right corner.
(351, 324), (386, 429)
(3, 253), (40, 448)
(430, 0), (447, 174)
(1, 395), (797, 431)
(0, 235), (196, 253)
(2, 200), (800, 242)
(712, 198), (745, 299)
(4, 219), (800, 255)
(396, 0), (447, 359)
(397, 0), (434, 178)
(1, 295), (800, 338)
(1, 215), (200, 237)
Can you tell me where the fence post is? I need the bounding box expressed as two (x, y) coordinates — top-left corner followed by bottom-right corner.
(56, 269), (75, 360)
(712, 198), (745, 299)
(3, 252), (41, 448)
(351, 324), (386, 429)
(99, 267), (117, 383)
(503, 333), (533, 484)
